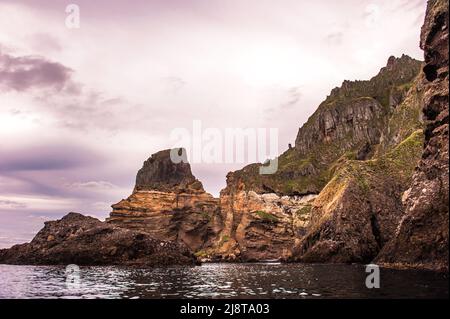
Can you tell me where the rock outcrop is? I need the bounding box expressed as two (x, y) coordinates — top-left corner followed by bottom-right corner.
(134, 148), (199, 192)
(0, 212), (197, 266)
(107, 149), (223, 253)
(376, 0), (449, 272)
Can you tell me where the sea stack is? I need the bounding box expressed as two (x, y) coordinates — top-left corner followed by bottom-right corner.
(107, 148), (222, 253)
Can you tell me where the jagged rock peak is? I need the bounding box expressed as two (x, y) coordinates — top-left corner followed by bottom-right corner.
(135, 148), (204, 192)
(386, 54), (414, 68)
(327, 54), (421, 101)
(378, 54), (420, 74)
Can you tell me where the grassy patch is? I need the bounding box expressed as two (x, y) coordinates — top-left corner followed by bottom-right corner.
(254, 210), (279, 222)
(295, 205), (312, 217)
(198, 211), (211, 221)
(194, 250), (209, 258)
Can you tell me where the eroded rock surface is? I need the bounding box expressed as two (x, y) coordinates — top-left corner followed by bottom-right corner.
(0, 213), (197, 266)
(211, 185), (316, 261)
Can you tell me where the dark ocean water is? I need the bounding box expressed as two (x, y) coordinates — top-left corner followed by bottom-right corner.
(0, 263), (447, 299)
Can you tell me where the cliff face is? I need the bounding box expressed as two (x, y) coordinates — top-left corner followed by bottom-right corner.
(291, 0), (449, 270)
(0, 213), (197, 266)
(214, 55), (424, 261)
(107, 149), (223, 252)
(295, 55), (422, 157)
(376, 0), (449, 271)
(222, 56), (422, 197)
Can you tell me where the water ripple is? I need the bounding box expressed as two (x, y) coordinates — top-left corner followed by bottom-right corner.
(0, 263), (447, 299)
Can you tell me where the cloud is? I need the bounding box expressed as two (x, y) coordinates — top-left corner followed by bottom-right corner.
(326, 32), (344, 45)
(27, 33), (62, 53)
(65, 181), (118, 190)
(0, 199), (27, 209)
(163, 76), (186, 94)
(0, 50), (74, 92)
(281, 87), (302, 109)
(0, 144), (102, 172)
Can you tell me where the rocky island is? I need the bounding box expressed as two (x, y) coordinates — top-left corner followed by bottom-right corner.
(0, 212), (197, 266)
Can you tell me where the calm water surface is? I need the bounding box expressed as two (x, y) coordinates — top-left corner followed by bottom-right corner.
(0, 263), (447, 299)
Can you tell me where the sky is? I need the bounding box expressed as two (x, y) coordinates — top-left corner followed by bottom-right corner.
(0, 0), (427, 248)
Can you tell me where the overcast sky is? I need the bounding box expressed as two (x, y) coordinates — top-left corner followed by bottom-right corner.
(0, 0), (427, 248)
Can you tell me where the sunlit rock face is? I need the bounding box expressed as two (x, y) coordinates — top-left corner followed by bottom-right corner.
(213, 187), (316, 261)
(108, 149), (223, 252)
(376, 0), (449, 272)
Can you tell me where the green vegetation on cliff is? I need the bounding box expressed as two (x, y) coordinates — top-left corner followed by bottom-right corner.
(293, 129), (424, 263)
(254, 210), (279, 222)
(331, 129), (424, 197)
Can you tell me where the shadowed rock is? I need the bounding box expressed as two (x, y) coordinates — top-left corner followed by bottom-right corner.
(376, 0), (449, 272)
(0, 212), (197, 266)
(135, 148), (202, 192)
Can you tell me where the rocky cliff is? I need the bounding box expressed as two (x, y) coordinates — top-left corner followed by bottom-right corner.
(0, 213), (197, 266)
(107, 149), (223, 253)
(214, 55), (424, 261)
(291, 0), (448, 270)
(376, 0), (449, 271)
(222, 55), (422, 197)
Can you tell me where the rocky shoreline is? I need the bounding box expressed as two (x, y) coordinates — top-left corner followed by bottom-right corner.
(0, 212), (198, 266)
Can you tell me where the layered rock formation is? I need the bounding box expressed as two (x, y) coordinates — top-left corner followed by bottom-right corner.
(107, 149), (222, 252)
(376, 0), (449, 271)
(0, 213), (197, 266)
(212, 186), (316, 261)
